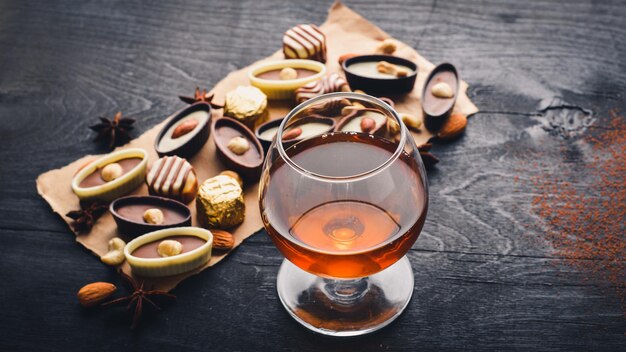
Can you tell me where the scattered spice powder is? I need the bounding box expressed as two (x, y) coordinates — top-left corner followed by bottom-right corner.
(527, 109), (625, 316)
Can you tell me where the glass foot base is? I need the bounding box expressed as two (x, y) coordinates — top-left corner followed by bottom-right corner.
(276, 256), (414, 337)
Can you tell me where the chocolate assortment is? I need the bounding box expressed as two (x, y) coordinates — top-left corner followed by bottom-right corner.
(60, 13), (469, 292)
(146, 156), (198, 204)
(34, 4), (483, 331)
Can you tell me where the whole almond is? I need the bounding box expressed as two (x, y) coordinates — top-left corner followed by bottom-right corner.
(282, 127), (302, 141)
(77, 282), (116, 308)
(211, 229), (235, 251)
(338, 53), (359, 65)
(437, 114), (467, 141)
(172, 118), (199, 139)
(360, 117), (376, 133)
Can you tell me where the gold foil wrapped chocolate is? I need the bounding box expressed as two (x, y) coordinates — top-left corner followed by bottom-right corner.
(196, 175), (245, 229)
(224, 86), (268, 128)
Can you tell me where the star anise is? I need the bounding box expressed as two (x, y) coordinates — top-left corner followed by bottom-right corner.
(417, 143), (439, 169)
(102, 272), (175, 329)
(65, 202), (109, 234)
(89, 111), (135, 149)
(179, 87), (224, 109)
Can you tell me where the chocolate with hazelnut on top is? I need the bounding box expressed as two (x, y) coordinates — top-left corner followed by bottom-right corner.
(79, 158), (143, 188)
(212, 117), (264, 180)
(255, 67), (318, 81)
(132, 236), (206, 258)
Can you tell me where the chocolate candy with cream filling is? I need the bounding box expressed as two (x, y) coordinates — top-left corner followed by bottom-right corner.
(132, 235), (206, 258)
(110, 195), (192, 236)
(79, 158), (143, 188)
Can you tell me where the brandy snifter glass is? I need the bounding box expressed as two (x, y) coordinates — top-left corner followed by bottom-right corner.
(259, 93), (428, 336)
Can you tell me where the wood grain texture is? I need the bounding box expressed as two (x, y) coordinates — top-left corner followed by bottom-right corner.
(0, 0), (624, 351)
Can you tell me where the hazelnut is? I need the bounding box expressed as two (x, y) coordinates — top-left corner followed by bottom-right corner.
(401, 113), (422, 131)
(353, 90), (366, 95)
(157, 239), (183, 257)
(227, 136), (250, 155)
(101, 162), (123, 182)
(100, 237), (126, 266)
(376, 38), (397, 55)
(431, 82), (454, 98)
(279, 67), (298, 80)
(143, 208), (164, 225)
(220, 170), (244, 188)
(360, 117), (376, 133)
(282, 127), (302, 141)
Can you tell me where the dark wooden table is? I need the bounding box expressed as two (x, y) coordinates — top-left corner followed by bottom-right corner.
(1, 0), (624, 350)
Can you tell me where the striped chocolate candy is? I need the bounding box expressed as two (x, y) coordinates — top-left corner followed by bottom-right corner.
(295, 73), (350, 104)
(282, 24), (327, 63)
(146, 156), (198, 204)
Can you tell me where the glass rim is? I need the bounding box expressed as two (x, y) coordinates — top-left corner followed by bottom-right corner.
(275, 92), (407, 183)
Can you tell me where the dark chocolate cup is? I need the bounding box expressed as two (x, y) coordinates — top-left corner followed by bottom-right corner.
(212, 117), (265, 181)
(255, 117), (284, 154)
(342, 55), (417, 95)
(110, 195), (192, 238)
(421, 62), (459, 131)
(155, 102), (212, 159)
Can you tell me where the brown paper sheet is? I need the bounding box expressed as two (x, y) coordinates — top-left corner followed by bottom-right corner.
(36, 1), (478, 292)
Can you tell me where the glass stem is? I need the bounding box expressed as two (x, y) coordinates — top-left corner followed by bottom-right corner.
(322, 277), (370, 305)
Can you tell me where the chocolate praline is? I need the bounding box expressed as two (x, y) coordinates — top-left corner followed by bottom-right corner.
(421, 62), (459, 131)
(110, 195), (191, 237)
(154, 102), (211, 159)
(342, 55), (417, 95)
(71, 148), (149, 202)
(212, 117), (265, 180)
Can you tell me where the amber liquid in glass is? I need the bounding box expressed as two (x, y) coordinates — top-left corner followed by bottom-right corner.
(261, 133), (427, 279)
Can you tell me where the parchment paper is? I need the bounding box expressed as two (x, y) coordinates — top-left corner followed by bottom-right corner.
(36, 1), (478, 292)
